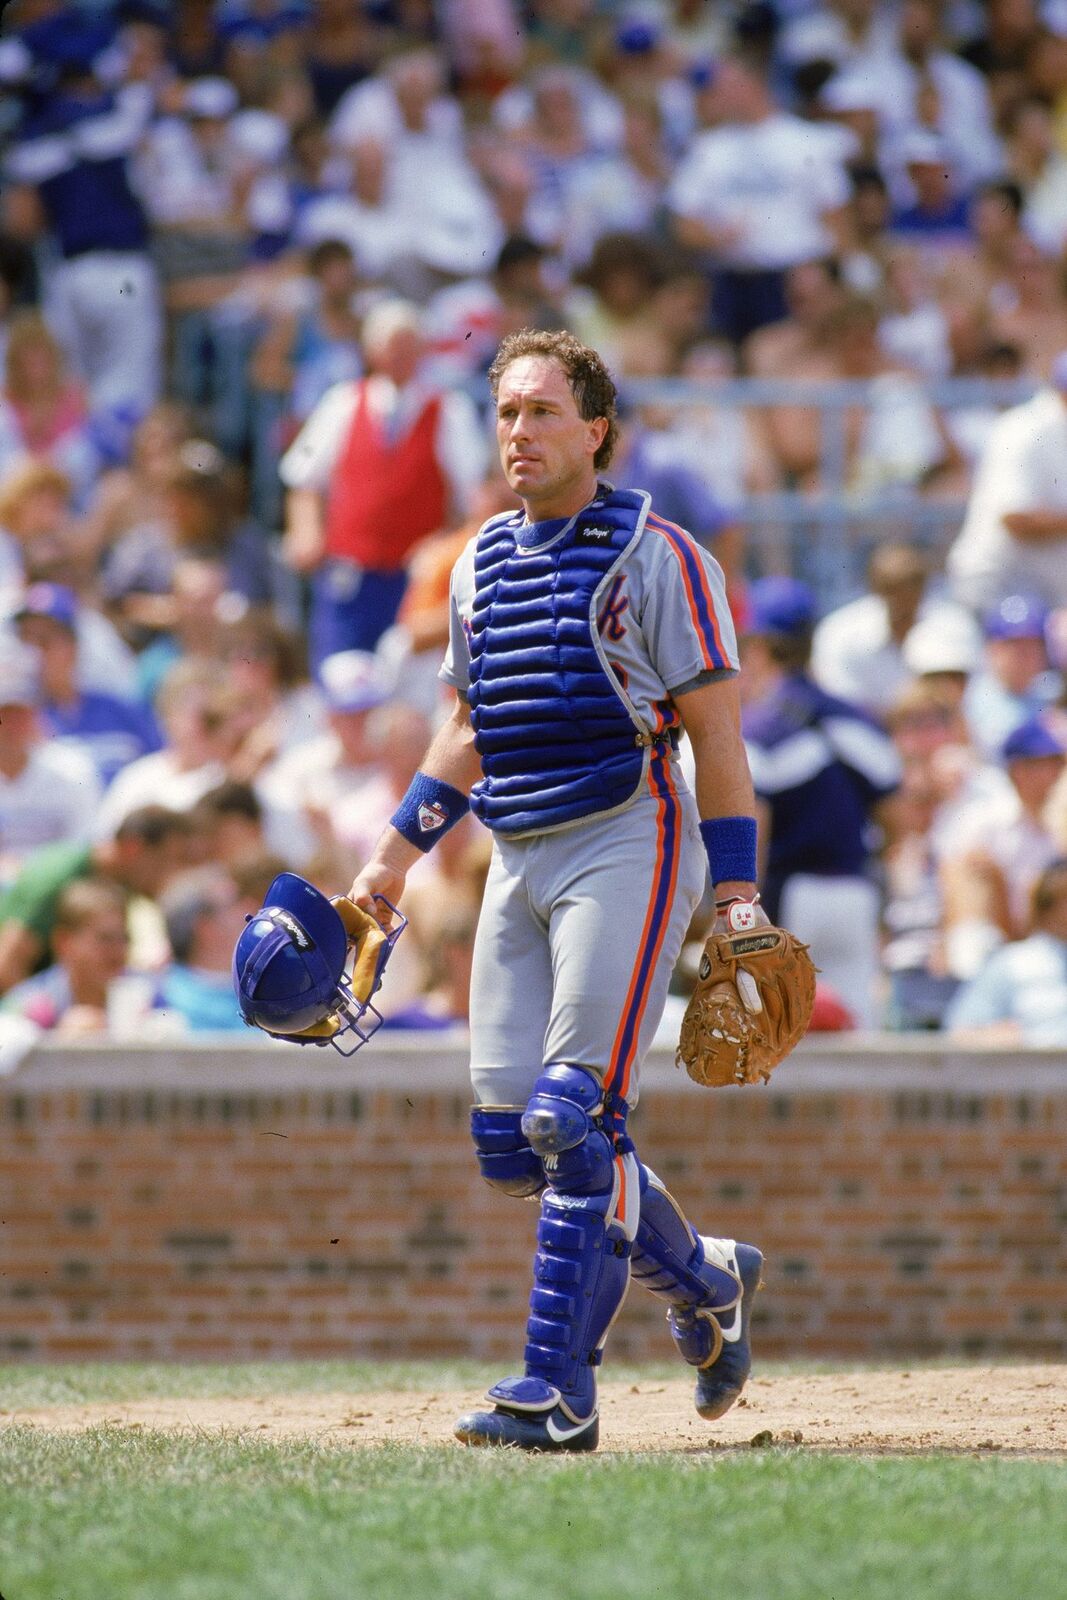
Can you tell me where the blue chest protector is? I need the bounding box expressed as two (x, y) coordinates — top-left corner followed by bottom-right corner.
(467, 487), (654, 835)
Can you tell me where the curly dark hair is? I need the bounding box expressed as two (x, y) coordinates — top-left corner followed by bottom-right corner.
(487, 328), (619, 470)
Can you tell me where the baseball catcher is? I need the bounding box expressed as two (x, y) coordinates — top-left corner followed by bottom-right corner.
(232, 871), (405, 1054)
(677, 897), (817, 1087)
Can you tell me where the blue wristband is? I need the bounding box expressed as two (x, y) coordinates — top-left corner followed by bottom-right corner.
(699, 815), (758, 886)
(390, 771), (470, 853)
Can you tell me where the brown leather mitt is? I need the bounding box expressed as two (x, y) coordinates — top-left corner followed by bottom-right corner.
(677, 924), (817, 1087)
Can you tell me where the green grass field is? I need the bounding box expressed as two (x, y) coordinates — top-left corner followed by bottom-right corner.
(2, 1363), (1065, 1600)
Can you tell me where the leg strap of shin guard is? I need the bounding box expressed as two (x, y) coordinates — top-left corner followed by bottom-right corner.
(630, 1168), (740, 1313)
(517, 1064), (635, 1418)
(470, 1106), (545, 1198)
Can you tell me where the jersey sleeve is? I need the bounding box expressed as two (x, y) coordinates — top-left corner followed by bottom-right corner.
(639, 516), (739, 693)
(438, 534), (477, 696)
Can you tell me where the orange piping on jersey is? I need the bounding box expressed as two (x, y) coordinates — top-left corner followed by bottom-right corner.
(647, 512), (730, 671)
(607, 752), (682, 1102)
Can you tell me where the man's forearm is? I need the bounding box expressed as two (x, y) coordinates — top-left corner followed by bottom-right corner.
(366, 696), (482, 873)
(1002, 509), (1067, 542)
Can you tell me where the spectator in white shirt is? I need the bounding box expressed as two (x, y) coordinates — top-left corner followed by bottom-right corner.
(0, 637), (101, 885)
(948, 351), (1067, 609)
(93, 659), (236, 839)
(946, 857), (1067, 1045)
(939, 715), (1066, 979)
(669, 54), (851, 342)
(812, 543), (982, 720)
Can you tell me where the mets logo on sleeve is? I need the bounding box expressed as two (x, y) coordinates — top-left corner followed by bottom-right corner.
(417, 800), (449, 833)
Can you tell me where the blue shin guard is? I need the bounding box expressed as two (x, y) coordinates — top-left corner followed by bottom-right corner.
(456, 1066), (635, 1451)
(630, 1168), (762, 1418)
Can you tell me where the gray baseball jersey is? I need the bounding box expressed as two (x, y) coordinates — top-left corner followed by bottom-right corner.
(446, 503), (739, 1108)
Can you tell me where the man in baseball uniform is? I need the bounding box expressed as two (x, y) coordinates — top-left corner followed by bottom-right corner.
(350, 329), (766, 1452)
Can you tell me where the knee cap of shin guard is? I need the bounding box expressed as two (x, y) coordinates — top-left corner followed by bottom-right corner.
(470, 1107), (545, 1197)
(521, 1064), (604, 1156)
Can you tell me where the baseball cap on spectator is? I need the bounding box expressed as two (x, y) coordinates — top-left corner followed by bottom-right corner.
(14, 581), (78, 633)
(903, 614), (983, 677)
(1002, 717), (1067, 762)
(318, 650), (392, 714)
(185, 77), (239, 120)
(983, 594), (1048, 640)
(0, 635), (41, 705)
(899, 130), (951, 168)
(616, 19), (660, 54)
(819, 71), (882, 114)
(745, 576), (817, 637)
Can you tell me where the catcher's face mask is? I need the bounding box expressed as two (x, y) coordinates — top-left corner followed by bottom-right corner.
(232, 873), (401, 1055)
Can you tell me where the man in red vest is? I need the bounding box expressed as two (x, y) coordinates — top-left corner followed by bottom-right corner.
(280, 299), (487, 665)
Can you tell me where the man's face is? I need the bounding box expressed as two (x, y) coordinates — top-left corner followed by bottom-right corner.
(987, 634), (1047, 695)
(495, 356), (606, 512)
(55, 907), (128, 989)
(1009, 753), (1064, 812)
(16, 615), (77, 692)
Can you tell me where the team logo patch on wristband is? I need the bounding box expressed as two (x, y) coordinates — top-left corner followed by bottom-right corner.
(417, 800), (449, 833)
(727, 902), (760, 932)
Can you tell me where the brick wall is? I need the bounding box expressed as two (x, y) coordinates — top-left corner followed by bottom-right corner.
(2, 1037), (1067, 1361)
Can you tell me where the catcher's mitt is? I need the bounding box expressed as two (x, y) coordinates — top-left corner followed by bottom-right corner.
(677, 912), (816, 1088)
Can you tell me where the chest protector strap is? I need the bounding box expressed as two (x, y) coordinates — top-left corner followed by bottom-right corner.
(467, 487), (653, 835)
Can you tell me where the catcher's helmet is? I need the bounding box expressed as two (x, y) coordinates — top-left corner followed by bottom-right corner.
(232, 872), (397, 1055)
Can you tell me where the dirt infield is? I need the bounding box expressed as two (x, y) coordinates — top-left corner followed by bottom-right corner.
(6, 1366), (1067, 1455)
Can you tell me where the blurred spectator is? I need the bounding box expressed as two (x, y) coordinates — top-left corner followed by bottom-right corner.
(738, 576), (901, 1027)
(609, 403), (743, 589)
(131, 556), (232, 704)
(0, 876), (129, 1033)
(377, 472), (519, 717)
(252, 238), (362, 430)
(101, 439), (275, 627)
(963, 594), (1063, 759)
(900, 607), (985, 708)
(221, 610), (324, 779)
(742, 257), (846, 378)
(329, 699), (433, 869)
(303, 0), (382, 115)
(79, 401), (192, 574)
(0, 804), (193, 996)
(984, 233), (1067, 379)
(0, 311), (98, 505)
(0, 460), (79, 599)
(94, 659), (239, 836)
(295, 136), (411, 282)
(945, 857), (1067, 1044)
(887, 135), (972, 255)
(189, 780), (267, 866)
(881, 684), (971, 1029)
(564, 231), (668, 377)
(668, 55), (852, 343)
(280, 299), (486, 661)
(154, 866), (245, 1030)
(4, 25), (161, 416)
(13, 582), (161, 786)
(0, 635), (101, 884)
(812, 543), (982, 720)
(940, 715), (1066, 979)
(424, 235), (562, 391)
(948, 352), (1067, 608)
(257, 646), (391, 866)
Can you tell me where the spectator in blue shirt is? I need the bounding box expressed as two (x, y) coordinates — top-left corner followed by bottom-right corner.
(946, 858), (1067, 1044)
(5, 15), (161, 416)
(740, 576), (902, 1026)
(14, 583), (161, 787)
(155, 866), (246, 1031)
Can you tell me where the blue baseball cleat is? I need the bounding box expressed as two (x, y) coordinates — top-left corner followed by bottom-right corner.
(454, 1377), (599, 1453)
(669, 1240), (764, 1420)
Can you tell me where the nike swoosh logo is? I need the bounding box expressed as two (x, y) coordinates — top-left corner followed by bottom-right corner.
(545, 1411), (597, 1443)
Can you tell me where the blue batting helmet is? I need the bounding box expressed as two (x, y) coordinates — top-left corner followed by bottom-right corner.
(232, 872), (399, 1055)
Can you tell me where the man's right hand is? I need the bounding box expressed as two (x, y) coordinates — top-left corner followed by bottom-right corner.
(349, 860), (408, 928)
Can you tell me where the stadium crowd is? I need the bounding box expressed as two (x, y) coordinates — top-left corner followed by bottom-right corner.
(1, 0), (1067, 1046)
